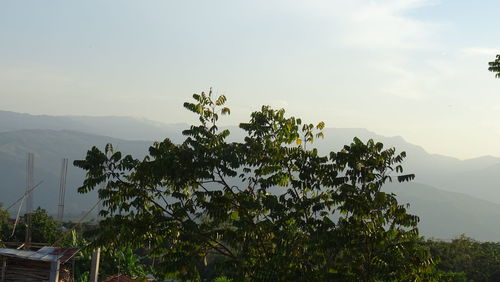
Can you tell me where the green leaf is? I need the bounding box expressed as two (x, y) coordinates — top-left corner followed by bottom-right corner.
(230, 210), (239, 220)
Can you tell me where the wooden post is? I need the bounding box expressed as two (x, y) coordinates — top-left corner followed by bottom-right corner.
(90, 248), (100, 282)
(1, 258), (6, 282)
(49, 260), (60, 282)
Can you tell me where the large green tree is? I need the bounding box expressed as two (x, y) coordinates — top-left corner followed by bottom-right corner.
(12, 208), (61, 243)
(489, 54), (500, 78)
(75, 91), (435, 281)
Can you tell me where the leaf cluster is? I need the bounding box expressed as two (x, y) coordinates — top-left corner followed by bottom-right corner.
(489, 54), (500, 78)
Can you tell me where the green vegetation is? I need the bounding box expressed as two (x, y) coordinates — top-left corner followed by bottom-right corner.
(0, 207), (60, 244)
(489, 55), (500, 78)
(0, 208), (149, 281)
(55, 227), (150, 281)
(4, 92), (500, 280)
(74, 92), (434, 280)
(4, 204), (500, 280)
(428, 235), (500, 281)
(0, 204), (9, 241)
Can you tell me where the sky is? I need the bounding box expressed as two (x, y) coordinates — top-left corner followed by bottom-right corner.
(1, 0), (499, 159)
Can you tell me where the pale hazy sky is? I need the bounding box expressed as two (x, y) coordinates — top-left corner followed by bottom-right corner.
(1, 0), (499, 159)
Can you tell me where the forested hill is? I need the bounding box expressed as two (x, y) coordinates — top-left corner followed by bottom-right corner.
(1, 111), (500, 240)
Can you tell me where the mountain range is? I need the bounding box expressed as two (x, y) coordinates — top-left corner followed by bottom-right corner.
(1, 110), (500, 241)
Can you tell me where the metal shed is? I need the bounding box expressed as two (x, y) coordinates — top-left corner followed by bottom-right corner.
(0, 246), (79, 282)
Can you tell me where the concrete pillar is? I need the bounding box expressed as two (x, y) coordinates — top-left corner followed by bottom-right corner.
(49, 260), (60, 282)
(90, 248), (100, 282)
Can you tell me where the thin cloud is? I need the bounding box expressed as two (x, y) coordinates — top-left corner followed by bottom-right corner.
(286, 0), (442, 50)
(460, 47), (499, 57)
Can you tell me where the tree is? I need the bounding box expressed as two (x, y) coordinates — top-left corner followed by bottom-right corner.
(0, 204), (9, 243)
(23, 208), (60, 243)
(489, 55), (500, 78)
(75, 90), (435, 280)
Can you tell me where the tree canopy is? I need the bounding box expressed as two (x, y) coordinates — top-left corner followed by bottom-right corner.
(489, 54), (500, 78)
(427, 235), (500, 281)
(2, 208), (61, 244)
(75, 90), (435, 281)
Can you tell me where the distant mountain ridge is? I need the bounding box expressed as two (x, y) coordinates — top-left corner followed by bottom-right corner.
(1, 110), (500, 240)
(0, 110), (187, 142)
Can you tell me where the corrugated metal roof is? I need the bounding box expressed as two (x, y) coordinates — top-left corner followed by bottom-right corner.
(0, 247), (59, 262)
(0, 247), (79, 263)
(48, 247), (80, 263)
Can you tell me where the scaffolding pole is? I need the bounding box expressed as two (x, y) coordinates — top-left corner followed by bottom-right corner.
(25, 153), (34, 249)
(57, 158), (68, 222)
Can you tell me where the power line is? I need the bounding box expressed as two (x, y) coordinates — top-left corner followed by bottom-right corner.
(52, 199), (102, 247)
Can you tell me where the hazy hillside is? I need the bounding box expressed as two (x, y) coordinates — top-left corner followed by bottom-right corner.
(385, 182), (500, 242)
(416, 164), (500, 204)
(0, 129), (150, 217)
(229, 125), (500, 173)
(2, 111), (500, 240)
(0, 110), (186, 142)
(312, 129), (500, 204)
